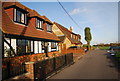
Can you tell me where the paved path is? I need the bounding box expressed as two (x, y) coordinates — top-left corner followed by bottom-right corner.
(49, 49), (119, 79)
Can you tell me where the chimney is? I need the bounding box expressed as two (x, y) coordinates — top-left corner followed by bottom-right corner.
(69, 27), (73, 32)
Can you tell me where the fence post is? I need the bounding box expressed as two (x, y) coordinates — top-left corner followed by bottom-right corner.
(53, 57), (56, 70)
(25, 62), (35, 80)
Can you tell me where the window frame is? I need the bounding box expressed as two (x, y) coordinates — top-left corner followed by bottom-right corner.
(36, 18), (44, 30)
(47, 23), (52, 32)
(14, 8), (27, 25)
(51, 42), (57, 49)
(16, 39), (34, 56)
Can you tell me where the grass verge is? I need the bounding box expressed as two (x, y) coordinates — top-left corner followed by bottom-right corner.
(99, 46), (110, 50)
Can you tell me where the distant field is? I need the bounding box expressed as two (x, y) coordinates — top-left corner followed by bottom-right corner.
(99, 46), (110, 50)
(115, 51), (120, 61)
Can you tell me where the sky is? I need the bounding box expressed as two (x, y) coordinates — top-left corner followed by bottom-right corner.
(20, 1), (118, 45)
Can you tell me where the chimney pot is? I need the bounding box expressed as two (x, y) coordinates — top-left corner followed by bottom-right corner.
(70, 27), (73, 32)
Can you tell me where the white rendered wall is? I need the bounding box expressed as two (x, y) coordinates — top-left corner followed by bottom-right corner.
(48, 42), (51, 52)
(11, 39), (16, 54)
(38, 41), (42, 53)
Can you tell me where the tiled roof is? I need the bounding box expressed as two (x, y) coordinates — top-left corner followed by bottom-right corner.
(54, 22), (82, 44)
(2, 2), (31, 12)
(42, 16), (53, 24)
(28, 10), (44, 20)
(2, 2), (52, 24)
(2, 9), (60, 41)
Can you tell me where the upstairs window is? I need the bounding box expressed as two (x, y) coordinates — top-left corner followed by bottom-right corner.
(14, 8), (27, 25)
(36, 18), (44, 30)
(47, 23), (52, 32)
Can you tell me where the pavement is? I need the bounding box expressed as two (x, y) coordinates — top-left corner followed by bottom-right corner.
(47, 49), (119, 80)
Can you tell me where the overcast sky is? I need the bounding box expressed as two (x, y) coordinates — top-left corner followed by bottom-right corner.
(20, 1), (118, 45)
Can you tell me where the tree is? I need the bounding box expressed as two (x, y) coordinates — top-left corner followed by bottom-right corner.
(84, 27), (92, 50)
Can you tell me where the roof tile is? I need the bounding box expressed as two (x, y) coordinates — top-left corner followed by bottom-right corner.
(2, 8), (60, 41)
(54, 22), (82, 44)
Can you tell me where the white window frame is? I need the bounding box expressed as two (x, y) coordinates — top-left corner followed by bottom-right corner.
(14, 8), (27, 25)
(47, 24), (52, 32)
(14, 8), (16, 21)
(34, 41), (38, 53)
(36, 18), (43, 29)
(21, 13), (24, 23)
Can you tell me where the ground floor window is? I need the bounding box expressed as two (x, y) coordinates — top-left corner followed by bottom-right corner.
(3, 37), (34, 57)
(3, 37), (59, 57)
(4, 38), (11, 57)
(17, 39), (26, 55)
(51, 42), (58, 51)
(41, 41), (45, 53)
(17, 39), (34, 55)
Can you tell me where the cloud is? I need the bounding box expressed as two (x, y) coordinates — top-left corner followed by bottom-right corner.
(69, 8), (87, 15)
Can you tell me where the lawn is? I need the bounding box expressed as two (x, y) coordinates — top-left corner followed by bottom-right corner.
(99, 46), (110, 50)
(115, 51), (120, 61)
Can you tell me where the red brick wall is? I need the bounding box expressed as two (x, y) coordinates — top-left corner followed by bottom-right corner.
(5, 8), (14, 20)
(30, 18), (36, 28)
(3, 51), (59, 65)
(44, 22), (47, 31)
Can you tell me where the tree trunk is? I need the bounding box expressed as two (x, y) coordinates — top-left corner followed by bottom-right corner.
(87, 41), (90, 51)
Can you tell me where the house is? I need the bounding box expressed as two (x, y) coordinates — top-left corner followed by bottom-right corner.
(2, 2), (60, 58)
(52, 22), (82, 52)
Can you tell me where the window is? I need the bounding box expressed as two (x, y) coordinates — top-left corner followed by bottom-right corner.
(41, 41), (45, 50)
(17, 39), (34, 55)
(17, 39), (26, 55)
(36, 18), (44, 29)
(34, 41), (38, 53)
(48, 42), (51, 52)
(14, 8), (27, 25)
(4, 38), (34, 57)
(51, 42), (56, 49)
(26, 40), (31, 53)
(47, 23), (52, 32)
(16, 10), (21, 22)
(4, 38), (10, 57)
(31, 41), (34, 53)
(38, 41), (42, 53)
(21, 13), (25, 23)
(34, 41), (42, 53)
(11, 39), (16, 56)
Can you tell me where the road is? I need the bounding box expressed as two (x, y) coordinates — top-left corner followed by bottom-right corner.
(48, 49), (119, 79)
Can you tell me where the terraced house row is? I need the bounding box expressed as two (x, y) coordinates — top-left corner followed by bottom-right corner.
(2, 2), (82, 58)
(1, 1), (83, 80)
